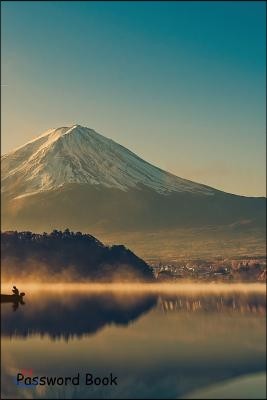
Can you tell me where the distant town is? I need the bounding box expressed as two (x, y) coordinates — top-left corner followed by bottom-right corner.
(148, 256), (266, 282)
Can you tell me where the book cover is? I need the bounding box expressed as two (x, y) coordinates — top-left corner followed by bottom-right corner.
(1, 1), (266, 399)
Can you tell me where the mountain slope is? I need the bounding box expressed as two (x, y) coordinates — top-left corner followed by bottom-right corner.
(1, 124), (265, 246)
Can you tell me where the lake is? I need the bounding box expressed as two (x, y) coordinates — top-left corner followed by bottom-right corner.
(1, 283), (266, 399)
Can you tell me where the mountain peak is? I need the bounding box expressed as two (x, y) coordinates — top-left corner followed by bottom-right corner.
(64, 124), (84, 132)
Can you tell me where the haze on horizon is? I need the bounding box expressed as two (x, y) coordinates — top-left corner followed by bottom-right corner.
(1, 1), (266, 197)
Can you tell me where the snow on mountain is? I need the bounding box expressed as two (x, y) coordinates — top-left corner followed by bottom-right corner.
(1, 124), (215, 199)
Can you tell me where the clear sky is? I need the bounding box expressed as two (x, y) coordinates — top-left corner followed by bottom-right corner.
(1, 1), (266, 197)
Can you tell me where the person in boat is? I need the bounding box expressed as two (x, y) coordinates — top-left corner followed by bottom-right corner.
(1, 287), (25, 311)
(12, 286), (19, 295)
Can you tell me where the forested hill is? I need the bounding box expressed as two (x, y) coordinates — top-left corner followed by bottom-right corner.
(1, 230), (154, 282)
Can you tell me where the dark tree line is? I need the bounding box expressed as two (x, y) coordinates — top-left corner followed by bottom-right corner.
(1, 230), (154, 282)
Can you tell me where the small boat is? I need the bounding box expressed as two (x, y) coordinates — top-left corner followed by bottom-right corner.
(1, 293), (25, 303)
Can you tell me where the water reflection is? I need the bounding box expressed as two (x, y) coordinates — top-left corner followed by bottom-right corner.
(1, 289), (265, 340)
(1, 292), (156, 340)
(1, 292), (157, 340)
(1, 286), (266, 399)
(159, 292), (266, 315)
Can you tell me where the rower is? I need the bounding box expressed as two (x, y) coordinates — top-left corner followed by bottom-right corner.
(12, 286), (19, 295)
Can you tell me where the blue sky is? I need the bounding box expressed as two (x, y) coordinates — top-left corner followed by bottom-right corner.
(2, 1), (266, 196)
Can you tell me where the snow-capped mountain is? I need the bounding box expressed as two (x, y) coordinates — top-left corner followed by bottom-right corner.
(2, 124), (214, 199)
(1, 124), (265, 237)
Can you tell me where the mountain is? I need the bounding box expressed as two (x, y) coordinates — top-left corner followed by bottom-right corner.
(2, 124), (215, 198)
(1, 124), (265, 257)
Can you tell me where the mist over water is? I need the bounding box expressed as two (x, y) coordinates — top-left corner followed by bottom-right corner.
(2, 281), (266, 293)
(2, 260), (152, 285)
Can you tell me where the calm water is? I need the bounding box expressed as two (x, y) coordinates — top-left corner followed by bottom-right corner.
(1, 284), (266, 399)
